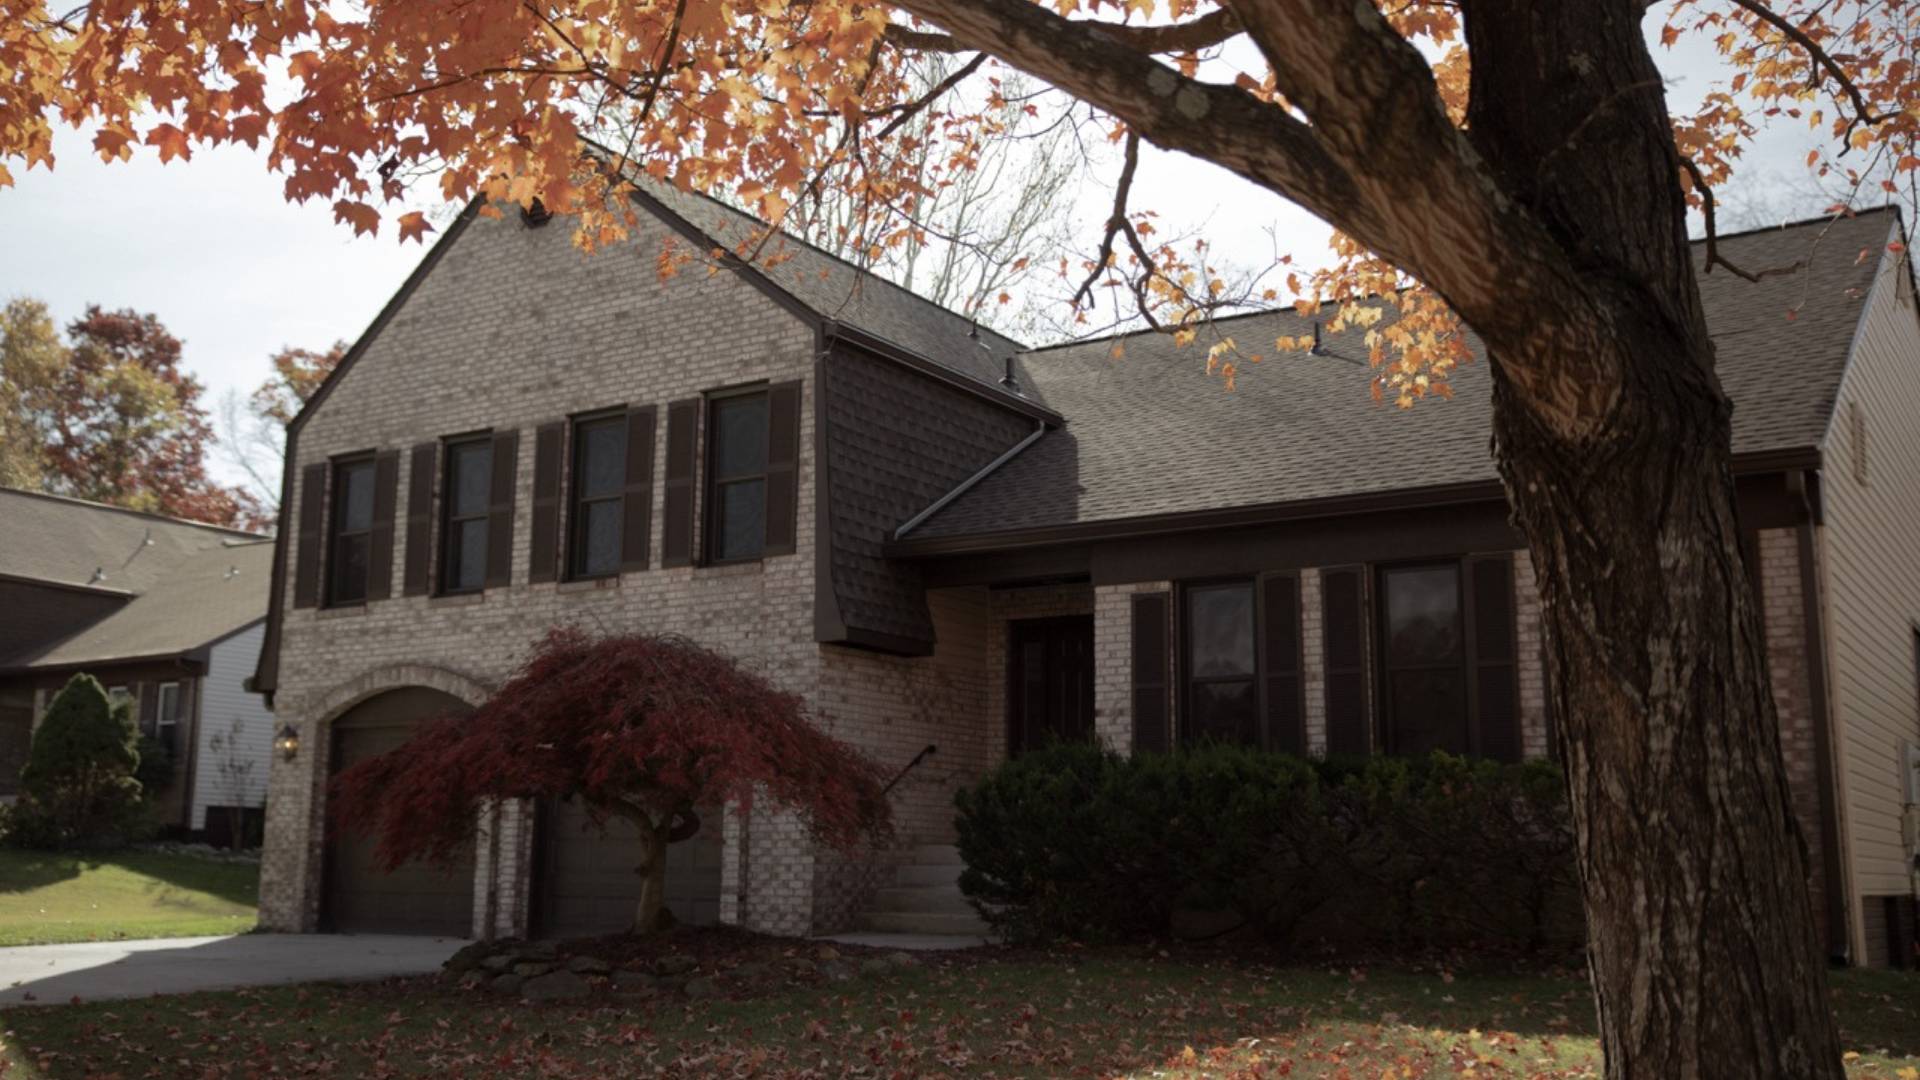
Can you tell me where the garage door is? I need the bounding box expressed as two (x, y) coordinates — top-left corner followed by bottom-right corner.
(535, 797), (723, 939)
(324, 688), (475, 937)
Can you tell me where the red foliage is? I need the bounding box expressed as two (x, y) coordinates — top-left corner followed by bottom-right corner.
(331, 628), (893, 872)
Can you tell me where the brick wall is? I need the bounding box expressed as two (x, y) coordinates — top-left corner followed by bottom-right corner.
(258, 208), (827, 937)
(1092, 581), (1171, 752)
(1756, 526), (1833, 944)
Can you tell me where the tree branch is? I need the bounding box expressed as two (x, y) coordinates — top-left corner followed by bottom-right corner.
(1725, 0), (1891, 139)
(875, 51), (988, 141)
(886, 7), (1243, 56)
(1680, 156), (1806, 284)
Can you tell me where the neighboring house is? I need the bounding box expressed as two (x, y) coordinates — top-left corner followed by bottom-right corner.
(0, 489), (275, 844)
(250, 176), (1920, 967)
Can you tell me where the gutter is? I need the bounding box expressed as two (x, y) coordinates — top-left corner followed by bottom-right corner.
(894, 421), (1048, 541)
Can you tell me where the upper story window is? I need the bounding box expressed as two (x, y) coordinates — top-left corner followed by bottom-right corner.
(328, 457), (377, 605)
(1183, 581), (1258, 745)
(1377, 563), (1469, 755)
(569, 414), (626, 579)
(706, 391), (769, 563)
(441, 437), (492, 593)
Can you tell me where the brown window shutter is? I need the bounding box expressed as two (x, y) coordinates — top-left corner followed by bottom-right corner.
(485, 429), (519, 589)
(1130, 591), (1171, 754)
(763, 380), (803, 557)
(136, 682), (157, 735)
(402, 442), (437, 597)
(1322, 565), (1370, 756)
(621, 406), (657, 573)
(661, 398), (700, 568)
(528, 422), (563, 584)
(292, 462), (327, 609)
(1261, 571), (1305, 755)
(1468, 553), (1522, 762)
(365, 450), (401, 602)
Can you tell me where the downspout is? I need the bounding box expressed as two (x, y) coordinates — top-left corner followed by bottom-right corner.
(1789, 467), (1853, 964)
(893, 421), (1047, 540)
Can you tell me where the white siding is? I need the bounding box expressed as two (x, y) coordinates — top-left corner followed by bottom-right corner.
(193, 622), (272, 831)
(1817, 223), (1920, 964)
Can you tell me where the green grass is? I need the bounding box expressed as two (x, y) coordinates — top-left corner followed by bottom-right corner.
(1, 944), (1914, 1078)
(0, 849), (258, 946)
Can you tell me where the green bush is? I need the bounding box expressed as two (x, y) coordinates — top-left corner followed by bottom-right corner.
(954, 743), (1580, 955)
(134, 734), (175, 795)
(8, 674), (147, 850)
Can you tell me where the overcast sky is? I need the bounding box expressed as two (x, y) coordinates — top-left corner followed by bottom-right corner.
(0, 17), (1834, 491)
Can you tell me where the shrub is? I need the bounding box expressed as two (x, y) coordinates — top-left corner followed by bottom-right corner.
(954, 745), (1580, 955)
(8, 674), (146, 849)
(134, 733), (175, 795)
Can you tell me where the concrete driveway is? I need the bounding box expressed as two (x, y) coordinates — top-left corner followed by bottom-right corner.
(0, 934), (465, 1006)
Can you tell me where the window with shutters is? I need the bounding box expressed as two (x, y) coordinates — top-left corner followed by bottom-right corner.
(1377, 562), (1470, 755)
(328, 457), (377, 605)
(705, 390), (769, 563)
(156, 681), (181, 755)
(567, 413), (626, 579)
(1182, 581), (1259, 745)
(440, 436), (492, 593)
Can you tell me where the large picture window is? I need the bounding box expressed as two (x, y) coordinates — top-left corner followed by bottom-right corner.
(568, 414), (626, 579)
(1183, 581), (1258, 745)
(440, 437), (492, 593)
(1377, 563), (1470, 755)
(706, 392), (769, 563)
(328, 457), (376, 605)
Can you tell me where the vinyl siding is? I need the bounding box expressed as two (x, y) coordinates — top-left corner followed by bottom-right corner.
(1817, 221), (1920, 964)
(192, 622), (272, 831)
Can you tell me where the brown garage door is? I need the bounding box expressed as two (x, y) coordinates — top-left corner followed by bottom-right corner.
(324, 688), (475, 937)
(535, 798), (723, 939)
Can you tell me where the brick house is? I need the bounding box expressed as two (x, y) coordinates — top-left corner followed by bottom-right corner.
(0, 488), (275, 844)
(250, 184), (1920, 967)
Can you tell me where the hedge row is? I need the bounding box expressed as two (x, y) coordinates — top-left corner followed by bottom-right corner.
(954, 742), (1581, 954)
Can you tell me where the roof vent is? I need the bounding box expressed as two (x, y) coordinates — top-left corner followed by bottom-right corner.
(88, 567), (105, 585)
(972, 321), (1019, 394)
(1310, 321), (1329, 357)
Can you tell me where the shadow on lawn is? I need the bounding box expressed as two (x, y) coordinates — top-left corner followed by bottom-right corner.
(0, 849), (257, 907)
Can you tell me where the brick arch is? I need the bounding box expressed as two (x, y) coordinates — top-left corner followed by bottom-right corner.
(310, 663), (493, 727)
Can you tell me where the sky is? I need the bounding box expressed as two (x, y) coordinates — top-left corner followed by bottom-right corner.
(0, 14), (1836, 494)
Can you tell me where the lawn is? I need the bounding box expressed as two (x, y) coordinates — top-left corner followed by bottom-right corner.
(1, 931), (1915, 1078)
(0, 850), (258, 947)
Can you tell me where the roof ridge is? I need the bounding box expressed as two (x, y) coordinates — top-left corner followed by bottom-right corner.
(0, 486), (263, 538)
(1016, 208), (1901, 358)
(578, 137), (1030, 354)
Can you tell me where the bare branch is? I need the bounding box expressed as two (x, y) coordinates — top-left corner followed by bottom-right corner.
(887, 7), (1243, 56)
(1725, 0), (1892, 137)
(875, 51), (988, 141)
(1681, 156), (1808, 283)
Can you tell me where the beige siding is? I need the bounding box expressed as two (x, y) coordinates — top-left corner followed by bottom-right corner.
(1816, 222), (1920, 963)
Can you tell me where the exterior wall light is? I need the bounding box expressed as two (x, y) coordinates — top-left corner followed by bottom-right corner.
(275, 723), (301, 761)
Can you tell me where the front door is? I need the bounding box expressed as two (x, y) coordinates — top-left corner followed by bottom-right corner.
(1008, 615), (1095, 755)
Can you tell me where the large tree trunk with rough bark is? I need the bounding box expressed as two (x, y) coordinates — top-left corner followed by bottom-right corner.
(628, 804), (701, 935)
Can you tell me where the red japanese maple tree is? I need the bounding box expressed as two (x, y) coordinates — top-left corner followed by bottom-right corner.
(331, 628), (892, 933)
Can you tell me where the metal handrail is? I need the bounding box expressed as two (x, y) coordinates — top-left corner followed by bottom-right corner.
(880, 744), (938, 797)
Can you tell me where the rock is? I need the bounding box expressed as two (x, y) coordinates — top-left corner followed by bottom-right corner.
(566, 955), (612, 975)
(859, 958), (893, 976)
(458, 970), (490, 990)
(813, 945), (841, 962)
(787, 958), (817, 977)
(521, 941), (560, 961)
(683, 976), (721, 999)
(513, 962), (556, 977)
(489, 973), (526, 996)
(885, 951), (918, 968)
(481, 954), (517, 973)
(522, 970), (590, 1002)
(819, 960), (856, 983)
(1170, 908), (1245, 941)
(610, 972), (659, 996)
(444, 941), (494, 973)
(654, 955), (698, 977)
(729, 961), (772, 981)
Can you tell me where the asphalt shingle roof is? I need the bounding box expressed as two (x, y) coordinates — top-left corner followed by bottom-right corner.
(905, 210), (1898, 540)
(12, 540), (274, 670)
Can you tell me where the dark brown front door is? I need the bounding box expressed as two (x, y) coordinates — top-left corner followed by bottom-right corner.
(324, 688), (475, 937)
(1008, 615), (1095, 755)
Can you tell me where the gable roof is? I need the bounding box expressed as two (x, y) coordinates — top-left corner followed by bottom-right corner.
(7, 539), (273, 671)
(0, 488), (260, 594)
(897, 209), (1899, 545)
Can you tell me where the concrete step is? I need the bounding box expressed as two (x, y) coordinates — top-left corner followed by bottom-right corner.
(855, 910), (990, 936)
(894, 863), (965, 887)
(908, 844), (964, 867)
(869, 885), (976, 916)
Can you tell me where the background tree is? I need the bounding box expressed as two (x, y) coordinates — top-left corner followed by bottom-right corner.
(218, 342), (345, 516)
(7, 0), (1917, 1073)
(331, 629), (892, 933)
(0, 298), (258, 527)
(9, 674), (144, 851)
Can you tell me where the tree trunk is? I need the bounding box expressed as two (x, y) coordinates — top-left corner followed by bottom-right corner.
(1459, 5), (1848, 1076)
(631, 816), (673, 935)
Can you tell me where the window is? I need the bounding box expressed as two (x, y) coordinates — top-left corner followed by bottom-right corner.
(1377, 563), (1470, 755)
(706, 392), (769, 562)
(568, 414), (626, 579)
(328, 457), (377, 604)
(1183, 581), (1258, 745)
(156, 681), (180, 753)
(441, 437), (492, 593)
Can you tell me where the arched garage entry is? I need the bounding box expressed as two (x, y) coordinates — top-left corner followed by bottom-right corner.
(324, 687), (476, 936)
